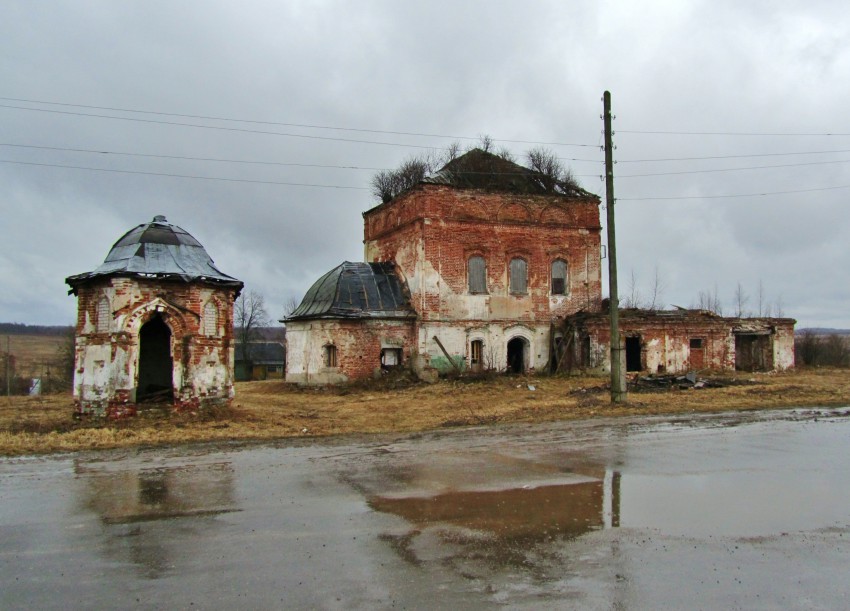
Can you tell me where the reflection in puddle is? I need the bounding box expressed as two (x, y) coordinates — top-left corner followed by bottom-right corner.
(369, 473), (621, 574)
(77, 461), (238, 579)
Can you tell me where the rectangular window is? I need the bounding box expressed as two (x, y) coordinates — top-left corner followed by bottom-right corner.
(381, 348), (402, 368)
(471, 340), (483, 364)
(324, 345), (338, 368)
(551, 259), (568, 295)
(510, 258), (527, 294)
(468, 256), (487, 294)
(690, 338), (703, 349)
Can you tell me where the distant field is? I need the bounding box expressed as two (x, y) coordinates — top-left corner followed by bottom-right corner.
(2, 334), (68, 379)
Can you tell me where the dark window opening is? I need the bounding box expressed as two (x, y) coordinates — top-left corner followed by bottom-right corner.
(551, 259), (568, 295)
(137, 314), (173, 402)
(324, 345), (338, 368)
(689, 338), (703, 349)
(625, 336), (642, 372)
(381, 348), (402, 369)
(507, 337), (527, 373)
(468, 256), (487, 294)
(510, 258), (528, 294)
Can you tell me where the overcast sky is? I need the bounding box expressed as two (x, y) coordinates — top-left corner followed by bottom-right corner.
(2, 0), (849, 328)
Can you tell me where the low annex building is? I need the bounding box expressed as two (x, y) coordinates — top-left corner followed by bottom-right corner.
(558, 307), (796, 374)
(285, 261), (416, 385)
(66, 216), (243, 416)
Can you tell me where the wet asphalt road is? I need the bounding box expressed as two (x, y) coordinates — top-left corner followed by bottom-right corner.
(2, 408), (850, 609)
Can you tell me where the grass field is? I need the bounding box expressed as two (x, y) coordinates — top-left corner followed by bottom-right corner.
(2, 334), (69, 379)
(1, 367), (848, 456)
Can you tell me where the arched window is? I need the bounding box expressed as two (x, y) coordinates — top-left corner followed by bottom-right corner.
(96, 297), (110, 333)
(468, 255), (487, 294)
(509, 258), (527, 294)
(324, 345), (338, 368)
(551, 259), (568, 295)
(203, 301), (218, 336)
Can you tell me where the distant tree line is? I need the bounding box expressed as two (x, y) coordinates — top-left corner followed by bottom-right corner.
(796, 331), (850, 368)
(0, 323), (73, 336)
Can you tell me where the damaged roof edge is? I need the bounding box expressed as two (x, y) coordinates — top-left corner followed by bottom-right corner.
(285, 261), (416, 322)
(65, 215), (243, 293)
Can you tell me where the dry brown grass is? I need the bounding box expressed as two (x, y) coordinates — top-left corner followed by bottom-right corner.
(1, 368), (848, 457)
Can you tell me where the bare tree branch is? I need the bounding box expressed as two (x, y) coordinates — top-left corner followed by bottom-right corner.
(234, 290), (270, 361)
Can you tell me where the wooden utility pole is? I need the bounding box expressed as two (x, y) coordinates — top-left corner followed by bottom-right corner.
(604, 91), (627, 403)
(5, 335), (10, 403)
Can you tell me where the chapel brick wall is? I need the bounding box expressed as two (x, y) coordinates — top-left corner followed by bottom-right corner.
(73, 277), (238, 416)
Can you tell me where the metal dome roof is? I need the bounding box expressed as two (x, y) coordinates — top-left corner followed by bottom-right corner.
(286, 261), (415, 321)
(66, 215), (242, 292)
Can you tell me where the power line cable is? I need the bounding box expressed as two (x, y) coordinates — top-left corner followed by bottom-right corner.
(620, 184), (850, 201)
(0, 143), (385, 171)
(617, 149), (850, 163)
(0, 142), (600, 177)
(0, 97), (598, 148)
(0, 159), (368, 189)
(619, 129), (850, 137)
(613, 158), (850, 178)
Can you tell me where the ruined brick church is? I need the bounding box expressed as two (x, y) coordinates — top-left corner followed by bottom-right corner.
(286, 149), (795, 384)
(65, 151), (795, 411)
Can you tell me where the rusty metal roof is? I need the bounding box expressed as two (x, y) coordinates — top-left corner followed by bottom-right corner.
(286, 261), (415, 321)
(66, 215), (243, 292)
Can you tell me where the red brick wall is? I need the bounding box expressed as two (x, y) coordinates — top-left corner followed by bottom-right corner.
(364, 184), (603, 322)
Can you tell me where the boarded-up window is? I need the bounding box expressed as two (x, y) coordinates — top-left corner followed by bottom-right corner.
(324, 345), (338, 368)
(203, 302), (218, 336)
(96, 298), (110, 333)
(468, 256), (487, 294)
(551, 259), (568, 295)
(204, 301), (218, 335)
(509, 258), (527, 294)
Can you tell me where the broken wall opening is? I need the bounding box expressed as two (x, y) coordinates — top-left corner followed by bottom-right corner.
(507, 337), (528, 373)
(625, 336), (642, 372)
(381, 348), (403, 369)
(137, 314), (173, 402)
(735, 333), (773, 372)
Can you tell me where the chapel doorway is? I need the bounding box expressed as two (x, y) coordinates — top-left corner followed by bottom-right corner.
(137, 315), (173, 402)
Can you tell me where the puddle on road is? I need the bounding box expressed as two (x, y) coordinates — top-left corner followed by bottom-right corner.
(77, 461), (239, 579)
(364, 415), (850, 577)
(369, 478), (617, 574)
(364, 447), (624, 576)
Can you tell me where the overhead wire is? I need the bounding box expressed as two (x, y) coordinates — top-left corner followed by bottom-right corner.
(0, 159), (369, 189)
(3, 98), (850, 199)
(0, 98), (598, 148)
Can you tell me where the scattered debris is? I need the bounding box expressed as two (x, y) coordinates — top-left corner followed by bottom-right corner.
(628, 372), (727, 391)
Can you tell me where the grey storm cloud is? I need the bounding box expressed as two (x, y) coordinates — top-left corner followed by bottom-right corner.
(1, 0), (849, 327)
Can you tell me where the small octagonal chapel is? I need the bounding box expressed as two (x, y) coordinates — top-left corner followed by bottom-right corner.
(65, 216), (243, 417)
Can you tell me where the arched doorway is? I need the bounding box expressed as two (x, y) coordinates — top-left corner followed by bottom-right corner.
(507, 337), (528, 373)
(137, 314), (173, 402)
